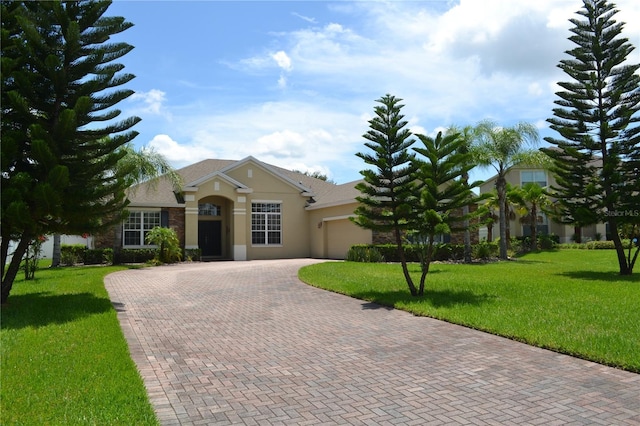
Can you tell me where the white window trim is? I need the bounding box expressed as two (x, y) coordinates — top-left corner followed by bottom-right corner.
(123, 209), (162, 248)
(520, 170), (547, 187)
(250, 201), (283, 247)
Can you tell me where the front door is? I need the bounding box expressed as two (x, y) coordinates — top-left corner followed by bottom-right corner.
(198, 221), (222, 257)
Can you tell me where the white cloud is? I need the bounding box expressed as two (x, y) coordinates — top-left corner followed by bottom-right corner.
(277, 74), (288, 89)
(146, 134), (217, 167)
(272, 50), (292, 72)
(130, 89), (171, 118)
(410, 125), (428, 137)
(255, 130), (307, 159)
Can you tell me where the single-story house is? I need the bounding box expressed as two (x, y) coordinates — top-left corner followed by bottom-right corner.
(478, 165), (608, 243)
(96, 156), (373, 260)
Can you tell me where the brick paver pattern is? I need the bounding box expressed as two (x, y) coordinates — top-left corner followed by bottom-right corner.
(105, 259), (639, 425)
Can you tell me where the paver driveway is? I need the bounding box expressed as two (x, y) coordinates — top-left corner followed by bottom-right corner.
(105, 259), (639, 425)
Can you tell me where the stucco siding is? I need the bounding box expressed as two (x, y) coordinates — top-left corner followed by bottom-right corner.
(308, 202), (372, 259)
(245, 189), (311, 260)
(326, 218), (370, 259)
(226, 163), (298, 195)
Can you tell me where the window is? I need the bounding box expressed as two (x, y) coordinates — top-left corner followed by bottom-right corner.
(199, 203), (221, 216)
(520, 170), (547, 187)
(251, 203), (281, 245)
(123, 211), (161, 246)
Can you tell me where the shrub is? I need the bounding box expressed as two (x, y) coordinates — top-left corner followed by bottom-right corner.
(508, 237), (524, 256)
(103, 248), (114, 264)
(83, 248), (113, 265)
(585, 240), (616, 250)
(431, 244), (466, 261)
(473, 241), (498, 260)
(539, 234), (558, 250)
(347, 245), (384, 263)
(558, 239), (631, 250)
(115, 248), (157, 264)
(184, 248), (201, 262)
(24, 235), (47, 280)
(145, 227), (182, 263)
(367, 244), (413, 262)
(61, 244), (86, 266)
(357, 243), (467, 262)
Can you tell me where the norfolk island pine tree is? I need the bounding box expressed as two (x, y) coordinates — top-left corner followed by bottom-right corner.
(542, 0), (640, 275)
(352, 94), (420, 296)
(1, 1), (140, 302)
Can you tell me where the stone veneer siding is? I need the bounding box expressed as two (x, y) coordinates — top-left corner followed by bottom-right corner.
(165, 207), (185, 248)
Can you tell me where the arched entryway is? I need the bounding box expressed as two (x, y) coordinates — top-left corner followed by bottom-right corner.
(197, 196), (232, 260)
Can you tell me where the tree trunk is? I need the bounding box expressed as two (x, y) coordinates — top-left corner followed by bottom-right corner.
(462, 172), (472, 263)
(1, 237), (9, 282)
(463, 204), (471, 263)
(504, 199), (511, 247)
(1, 236), (32, 304)
(609, 218), (633, 275)
(530, 204), (538, 250)
(418, 239), (435, 296)
(497, 176), (508, 259)
(51, 234), (61, 267)
(395, 227), (418, 296)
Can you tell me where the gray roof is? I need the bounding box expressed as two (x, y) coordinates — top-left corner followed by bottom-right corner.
(127, 158), (362, 208)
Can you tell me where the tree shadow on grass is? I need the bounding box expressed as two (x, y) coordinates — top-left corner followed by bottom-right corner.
(1, 292), (113, 330)
(556, 271), (640, 282)
(355, 288), (496, 311)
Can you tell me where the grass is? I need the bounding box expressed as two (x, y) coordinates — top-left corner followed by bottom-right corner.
(1, 263), (158, 426)
(299, 249), (640, 373)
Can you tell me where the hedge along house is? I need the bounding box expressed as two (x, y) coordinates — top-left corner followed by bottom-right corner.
(98, 156), (372, 261)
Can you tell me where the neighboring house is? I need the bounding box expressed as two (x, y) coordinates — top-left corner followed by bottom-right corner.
(95, 156), (372, 260)
(479, 165), (607, 243)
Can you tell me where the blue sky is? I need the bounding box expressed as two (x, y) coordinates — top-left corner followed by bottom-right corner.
(108, 0), (640, 184)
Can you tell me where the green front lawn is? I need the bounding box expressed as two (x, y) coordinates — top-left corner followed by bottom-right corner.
(1, 264), (158, 425)
(299, 250), (640, 372)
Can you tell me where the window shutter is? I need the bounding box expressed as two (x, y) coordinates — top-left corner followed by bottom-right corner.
(161, 210), (169, 228)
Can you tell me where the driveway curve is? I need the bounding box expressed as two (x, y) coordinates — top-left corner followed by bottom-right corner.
(105, 259), (639, 425)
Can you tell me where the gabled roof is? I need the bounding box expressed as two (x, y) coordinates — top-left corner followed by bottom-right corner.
(185, 170), (251, 191)
(126, 157), (359, 208)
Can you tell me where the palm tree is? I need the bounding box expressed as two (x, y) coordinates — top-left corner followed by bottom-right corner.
(117, 144), (182, 190)
(473, 120), (541, 259)
(480, 185), (518, 245)
(446, 125), (476, 263)
(510, 183), (551, 251)
(50, 144), (182, 266)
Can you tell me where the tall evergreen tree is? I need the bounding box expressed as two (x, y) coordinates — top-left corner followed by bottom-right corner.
(542, 0), (640, 275)
(411, 131), (482, 295)
(1, 0), (140, 302)
(352, 94), (419, 296)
